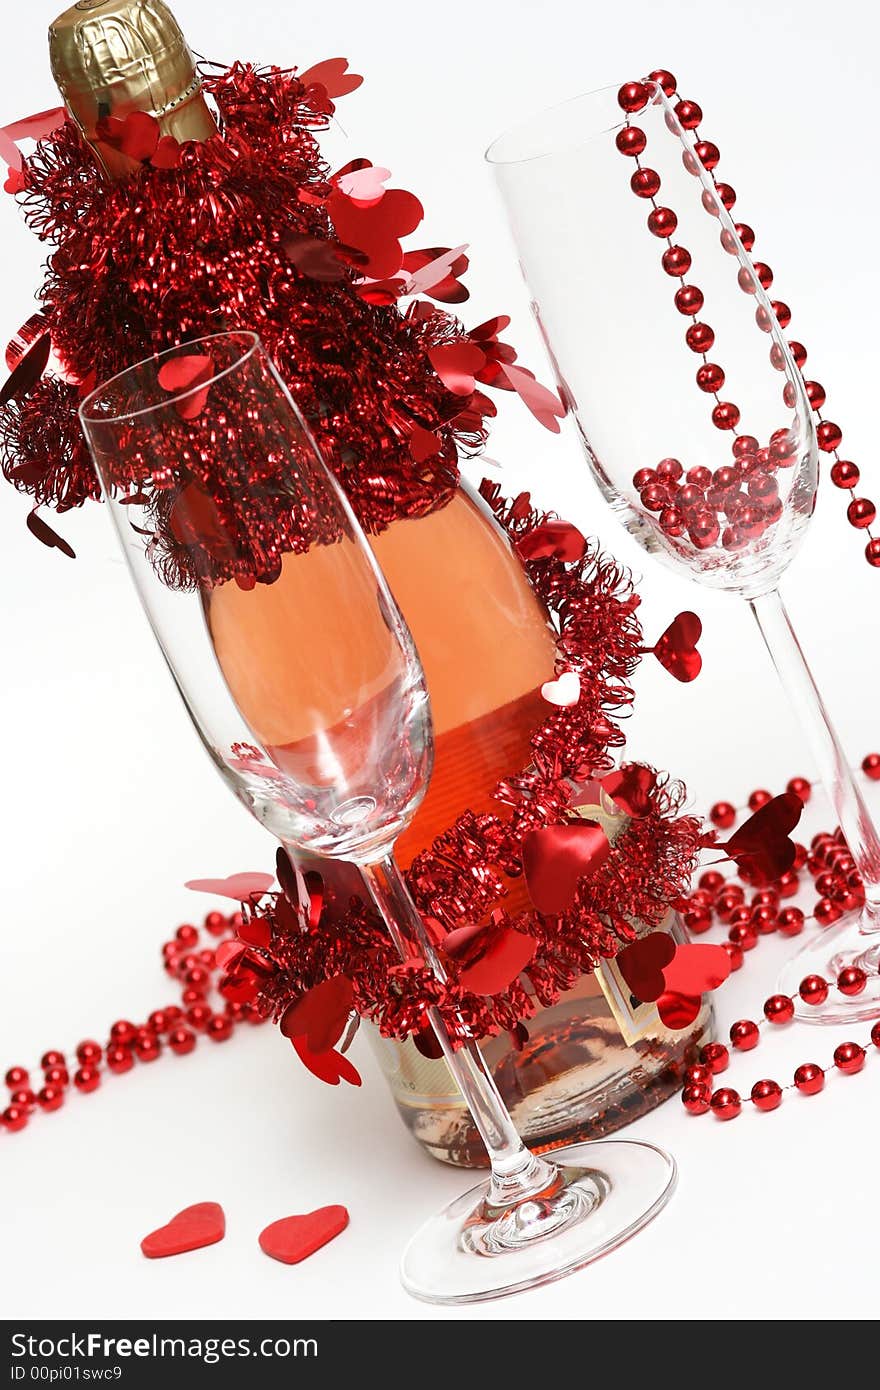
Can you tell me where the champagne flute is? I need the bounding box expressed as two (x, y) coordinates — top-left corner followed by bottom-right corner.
(79, 329), (677, 1304)
(487, 82), (880, 1023)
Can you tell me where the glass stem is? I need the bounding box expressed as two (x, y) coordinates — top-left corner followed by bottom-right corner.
(750, 588), (880, 932)
(360, 854), (560, 1208)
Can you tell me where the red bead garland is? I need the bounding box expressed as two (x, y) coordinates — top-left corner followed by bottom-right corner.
(1, 910), (266, 1135)
(615, 72), (878, 568)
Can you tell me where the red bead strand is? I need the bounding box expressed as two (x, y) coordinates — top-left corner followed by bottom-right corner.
(620, 69), (878, 567)
(1, 910), (268, 1135)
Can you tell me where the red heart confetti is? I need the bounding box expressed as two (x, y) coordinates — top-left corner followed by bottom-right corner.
(458, 927), (536, 995)
(413, 1026), (444, 1060)
(0, 331), (51, 408)
(408, 423), (442, 462)
(428, 342), (487, 397)
(652, 611), (702, 682)
(157, 353), (214, 420)
(119, 111), (161, 163)
(402, 245), (469, 301)
(336, 164), (391, 203)
(616, 931), (676, 1003)
(298, 58), (364, 99)
(279, 976), (354, 1053)
(328, 184), (423, 279)
(151, 136), (181, 170)
(521, 822), (611, 916)
(516, 519), (587, 563)
(662, 942), (731, 997)
(722, 791), (803, 885)
(259, 1206), (349, 1265)
(283, 234), (347, 282)
(657, 991), (702, 1030)
(26, 509), (75, 559)
(141, 1202), (225, 1259)
(185, 872), (275, 901)
(498, 362), (566, 431)
(601, 764), (658, 818)
(169, 484), (236, 559)
(291, 1035), (361, 1086)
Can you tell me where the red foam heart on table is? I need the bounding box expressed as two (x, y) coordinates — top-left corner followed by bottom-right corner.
(141, 1202), (225, 1259)
(458, 927), (536, 996)
(516, 519), (587, 564)
(601, 764), (658, 819)
(657, 991), (702, 1030)
(280, 976), (354, 1053)
(259, 1206), (349, 1264)
(662, 943), (731, 997)
(653, 611), (702, 682)
(185, 872), (275, 901)
(521, 822), (611, 916)
(616, 931), (676, 1003)
(722, 791), (803, 885)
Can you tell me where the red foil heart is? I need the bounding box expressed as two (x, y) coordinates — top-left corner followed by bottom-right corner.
(25, 508), (75, 559)
(653, 611), (703, 682)
(616, 931), (676, 1002)
(157, 353), (214, 420)
(657, 991), (702, 1030)
(0, 331), (51, 408)
(521, 822), (611, 916)
(427, 342), (487, 396)
(258, 1206), (349, 1264)
(723, 791), (803, 884)
(601, 764), (658, 818)
(662, 942), (731, 996)
(291, 1036), (361, 1086)
(141, 1202), (225, 1259)
(185, 872), (275, 901)
(298, 58), (363, 99)
(516, 519), (587, 563)
(280, 976), (354, 1053)
(458, 928), (536, 995)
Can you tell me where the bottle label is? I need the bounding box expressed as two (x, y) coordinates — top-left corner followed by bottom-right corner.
(595, 953), (662, 1045)
(570, 788), (663, 1044)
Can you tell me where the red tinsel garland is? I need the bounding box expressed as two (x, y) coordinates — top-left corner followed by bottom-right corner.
(0, 61), (562, 585)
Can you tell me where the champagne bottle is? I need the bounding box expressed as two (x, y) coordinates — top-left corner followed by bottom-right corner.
(48, 0), (713, 1166)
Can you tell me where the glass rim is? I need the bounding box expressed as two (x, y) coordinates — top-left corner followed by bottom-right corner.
(485, 82), (628, 167)
(78, 330), (261, 426)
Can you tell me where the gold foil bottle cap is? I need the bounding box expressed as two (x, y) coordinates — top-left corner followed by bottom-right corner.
(49, 0), (216, 176)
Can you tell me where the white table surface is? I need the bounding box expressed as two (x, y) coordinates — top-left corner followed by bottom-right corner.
(2, 0), (879, 1321)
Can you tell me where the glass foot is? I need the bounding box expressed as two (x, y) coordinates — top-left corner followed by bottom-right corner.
(400, 1139), (676, 1305)
(777, 912), (880, 1024)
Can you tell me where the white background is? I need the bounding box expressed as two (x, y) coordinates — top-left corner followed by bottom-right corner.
(2, 0), (879, 1321)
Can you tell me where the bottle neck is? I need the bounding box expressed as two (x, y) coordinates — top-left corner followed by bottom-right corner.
(86, 84), (216, 178)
